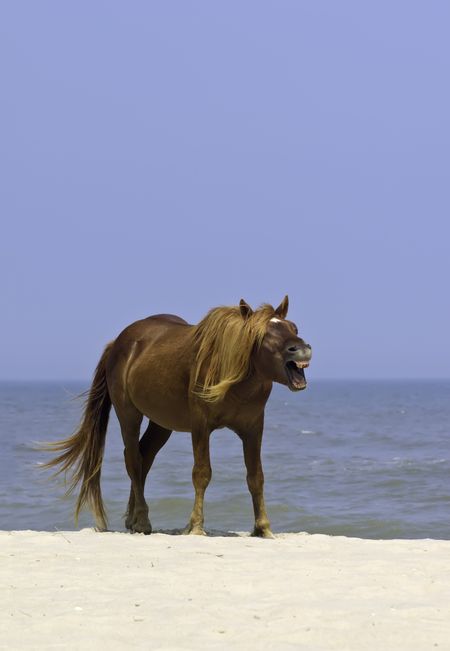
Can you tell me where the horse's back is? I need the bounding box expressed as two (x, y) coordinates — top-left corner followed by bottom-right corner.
(114, 313), (189, 345)
(108, 313), (192, 372)
(144, 314), (190, 327)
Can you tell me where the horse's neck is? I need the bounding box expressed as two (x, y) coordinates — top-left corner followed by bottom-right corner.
(228, 373), (273, 405)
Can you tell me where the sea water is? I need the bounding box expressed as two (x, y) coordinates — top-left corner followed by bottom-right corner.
(0, 380), (449, 539)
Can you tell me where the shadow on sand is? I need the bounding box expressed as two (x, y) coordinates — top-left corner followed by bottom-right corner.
(150, 528), (245, 538)
(91, 526), (248, 538)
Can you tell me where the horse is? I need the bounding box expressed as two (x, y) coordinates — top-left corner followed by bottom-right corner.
(43, 295), (312, 538)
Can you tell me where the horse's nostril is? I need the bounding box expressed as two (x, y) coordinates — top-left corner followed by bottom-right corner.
(287, 344), (311, 357)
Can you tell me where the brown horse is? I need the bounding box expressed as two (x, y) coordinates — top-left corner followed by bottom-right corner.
(44, 295), (311, 537)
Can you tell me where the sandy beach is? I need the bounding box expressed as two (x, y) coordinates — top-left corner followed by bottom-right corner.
(2, 529), (449, 650)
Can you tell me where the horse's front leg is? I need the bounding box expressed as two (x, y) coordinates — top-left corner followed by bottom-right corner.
(184, 427), (211, 535)
(239, 427), (274, 539)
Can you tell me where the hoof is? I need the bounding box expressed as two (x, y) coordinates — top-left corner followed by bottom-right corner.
(132, 523), (152, 535)
(130, 518), (152, 535)
(252, 527), (274, 539)
(183, 524), (207, 536)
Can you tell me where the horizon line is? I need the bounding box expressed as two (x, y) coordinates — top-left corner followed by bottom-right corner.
(1, 377), (449, 383)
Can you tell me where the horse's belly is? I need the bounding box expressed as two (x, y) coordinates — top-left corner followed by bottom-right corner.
(129, 381), (191, 432)
(141, 401), (191, 432)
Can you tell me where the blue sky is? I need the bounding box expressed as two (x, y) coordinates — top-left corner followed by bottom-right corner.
(1, 1), (448, 380)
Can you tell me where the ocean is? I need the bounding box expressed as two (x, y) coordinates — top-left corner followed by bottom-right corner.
(0, 380), (449, 539)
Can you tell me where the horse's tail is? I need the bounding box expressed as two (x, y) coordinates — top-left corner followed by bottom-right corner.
(41, 342), (114, 530)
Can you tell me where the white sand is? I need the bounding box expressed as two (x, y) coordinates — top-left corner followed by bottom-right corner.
(1, 529), (450, 650)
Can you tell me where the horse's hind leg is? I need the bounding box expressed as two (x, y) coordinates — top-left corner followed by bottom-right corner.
(114, 403), (152, 534)
(125, 422), (172, 530)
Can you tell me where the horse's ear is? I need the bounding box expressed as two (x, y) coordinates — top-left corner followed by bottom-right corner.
(239, 299), (254, 319)
(275, 295), (289, 319)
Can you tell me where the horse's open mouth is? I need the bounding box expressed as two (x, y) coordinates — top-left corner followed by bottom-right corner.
(285, 360), (308, 391)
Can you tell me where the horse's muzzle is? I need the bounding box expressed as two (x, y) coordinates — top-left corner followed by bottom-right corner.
(284, 344), (311, 391)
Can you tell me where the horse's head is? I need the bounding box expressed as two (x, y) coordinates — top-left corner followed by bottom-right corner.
(240, 295), (312, 391)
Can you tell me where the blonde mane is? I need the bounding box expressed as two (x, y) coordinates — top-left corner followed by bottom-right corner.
(192, 303), (276, 402)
